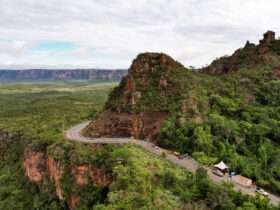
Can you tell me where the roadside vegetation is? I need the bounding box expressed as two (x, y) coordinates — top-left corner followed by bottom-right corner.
(105, 57), (280, 195)
(158, 66), (280, 194)
(0, 131), (277, 210)
(0, 81), (279, 209)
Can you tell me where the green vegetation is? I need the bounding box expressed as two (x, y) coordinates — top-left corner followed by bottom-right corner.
(0, 82), (115, 209)
(0, 81), (278, 209)
(0, 82), (115, 139)
(159, 66), (280, 194)
(0, 132), (277, 210)
(104, 52), (280, 195)
(93, 145), (276, 210)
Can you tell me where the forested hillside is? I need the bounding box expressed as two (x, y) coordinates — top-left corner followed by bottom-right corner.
(86, 31), (280, 194)
(0, 82), (277, 209)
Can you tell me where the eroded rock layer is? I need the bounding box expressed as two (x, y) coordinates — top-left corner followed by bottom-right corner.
(84, 53), (185, 140)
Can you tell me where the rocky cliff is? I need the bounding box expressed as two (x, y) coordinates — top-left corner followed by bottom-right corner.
(0, 130), (112, 210)
(0, 69), (127, 81)
(23, 145), (111, 209)
(84, 53), (188, 141)
(202, 31), (280, 74)
(85, 31), (280, 142)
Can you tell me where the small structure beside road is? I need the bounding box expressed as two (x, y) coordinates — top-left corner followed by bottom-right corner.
(213, 161), (229, 176)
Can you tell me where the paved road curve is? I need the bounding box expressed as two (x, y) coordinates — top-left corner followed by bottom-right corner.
(66, 121), (280, 206)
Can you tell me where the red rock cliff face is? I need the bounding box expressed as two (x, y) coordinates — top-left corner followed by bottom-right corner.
(71, 164), (110, 187)
(47, 156), (64, 199)
(84, 53), (184, 141)
(23, 148), (65, 198)
(72, 165), (90, 187)
(23, 147), (111, 209)
(23, 148), (45, 183)
(87, 111), (167, 140)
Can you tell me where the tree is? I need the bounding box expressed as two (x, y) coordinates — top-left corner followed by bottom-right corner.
(195, 167), (211, 199)
(194, 126), (213, 155)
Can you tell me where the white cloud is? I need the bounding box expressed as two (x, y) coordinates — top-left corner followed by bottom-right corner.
(0, 40), (26, 55)
(0, 0), (280, 69)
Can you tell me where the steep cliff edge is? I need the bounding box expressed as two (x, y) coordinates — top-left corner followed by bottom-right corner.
(0, 130), (112, 210)
(84, 53), (189, 140)
(22, 144), (111, 209)
(85, 31), (280, 143)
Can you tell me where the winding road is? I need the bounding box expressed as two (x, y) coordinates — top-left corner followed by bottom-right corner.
(66, 121), (280, 206)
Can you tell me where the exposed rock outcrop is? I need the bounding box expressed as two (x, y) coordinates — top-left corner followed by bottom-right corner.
(84, 53), (184, 141)
(71, 164), (110, 187)
(47, 156), (64, 199)
(67, 196), (80, 210)
(87, 111), (167, 140)
(202, 31), (279, 74)
(85, 31), (280, 142)
(72, 165), (90, 187)
(23, 147), (111, 209)
(23, 148), (45, 183)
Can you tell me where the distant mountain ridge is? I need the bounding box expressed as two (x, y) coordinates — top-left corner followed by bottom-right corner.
(0, 69), (127, 81)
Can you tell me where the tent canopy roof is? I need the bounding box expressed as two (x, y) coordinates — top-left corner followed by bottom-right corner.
(214, 161), (229, 171)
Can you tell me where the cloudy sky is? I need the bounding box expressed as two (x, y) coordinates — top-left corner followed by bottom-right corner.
(0, 0), (279, 69)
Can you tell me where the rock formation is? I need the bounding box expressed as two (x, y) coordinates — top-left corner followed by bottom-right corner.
(85, 31), (280, 142)
(23, 146), (111, 209)
(202, 30), (279, 74)
(47, 156), (64, 199)
(84, 53), (185, 141)
(23, 148), (46, 183)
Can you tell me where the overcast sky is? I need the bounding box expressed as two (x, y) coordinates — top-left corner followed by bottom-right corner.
(0, 0), (279, 69)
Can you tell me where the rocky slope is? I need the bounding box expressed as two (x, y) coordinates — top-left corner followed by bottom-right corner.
(85, 31), (280, 142)
(0, 69), (127, 81)
(23, 146), (111, 209)
(84, 31), (280, 194)
(202, 31), (280, 74)
(84, 53), (188, 140)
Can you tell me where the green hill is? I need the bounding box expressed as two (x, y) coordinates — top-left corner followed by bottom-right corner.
(85, 31), (280, 194)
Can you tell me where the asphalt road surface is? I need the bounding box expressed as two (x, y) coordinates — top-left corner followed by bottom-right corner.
(66, 121), (280, 206)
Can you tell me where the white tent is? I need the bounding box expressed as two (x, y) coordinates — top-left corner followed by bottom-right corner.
(214, 161), (229, 171)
